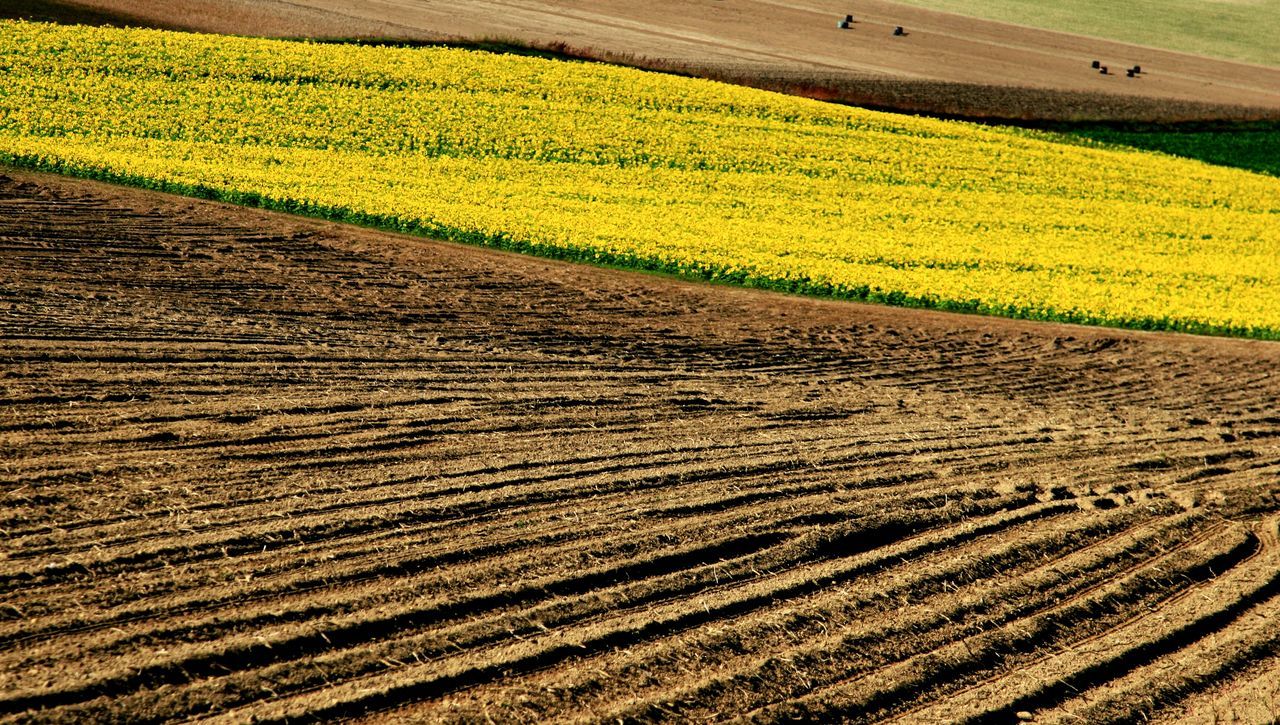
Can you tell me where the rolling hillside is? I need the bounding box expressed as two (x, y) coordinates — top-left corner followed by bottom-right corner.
(5, 0), (1280, 121)
(890, 0), (1280, 67)
(3, 21), (1279, 337)
(3, 7), (1280, 723)
(2, 169), (1278, 723)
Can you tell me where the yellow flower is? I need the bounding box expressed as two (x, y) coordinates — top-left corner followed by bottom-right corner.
(1, 20), (1277, 337)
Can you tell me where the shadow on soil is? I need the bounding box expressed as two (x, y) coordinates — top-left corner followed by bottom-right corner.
(0, 0), (173, 27)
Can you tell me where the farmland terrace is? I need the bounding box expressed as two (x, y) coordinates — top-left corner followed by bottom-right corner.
(1, 169), (1280, 722)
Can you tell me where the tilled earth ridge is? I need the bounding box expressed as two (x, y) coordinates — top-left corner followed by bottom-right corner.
(1, 170), (1279, 723)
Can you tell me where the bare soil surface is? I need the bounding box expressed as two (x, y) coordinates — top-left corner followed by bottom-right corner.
(8, 0), (1280, 121)
(2, 170), (1280, 722)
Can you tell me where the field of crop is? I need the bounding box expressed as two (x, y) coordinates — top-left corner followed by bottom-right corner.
(890, 0), (1280, 67)
(3, 21), (1280, 339)
(5, 1), (1280, 721)
(3, 170), (1280, 723)
(7, 3), (1278, 125)
(8, 0), (1280, 123)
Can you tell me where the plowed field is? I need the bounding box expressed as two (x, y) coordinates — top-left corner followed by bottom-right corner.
(3, 170), (1280, 722)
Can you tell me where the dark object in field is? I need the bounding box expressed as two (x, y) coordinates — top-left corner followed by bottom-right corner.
(1126, 69), (1135, 78)
(843, 14), (854, 23)
(838, 19), (851, 29)
(1091, 60), (1101, 69)
(1133, 65), (1142, 73)
(1100, 66), (1108, 74)
(894, 26), (905, 36)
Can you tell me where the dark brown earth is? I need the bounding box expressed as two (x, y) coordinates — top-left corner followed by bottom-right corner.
(6, 0), (1280, 122)
(0, 0), (159, 27)
(2, 170), (1279, 722)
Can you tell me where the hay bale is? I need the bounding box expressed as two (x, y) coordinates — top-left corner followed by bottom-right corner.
(1126, 69), (1135, 78)
(894, 26), (905, 36)
(1099, 66), (1108, 74)
(1091, 60), (1101, 69)
(1132, 65), (1142, 73)
(837, 19), (850, 28)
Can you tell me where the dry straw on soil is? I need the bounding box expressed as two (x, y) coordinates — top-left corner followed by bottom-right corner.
(2, 172), (1278, 722)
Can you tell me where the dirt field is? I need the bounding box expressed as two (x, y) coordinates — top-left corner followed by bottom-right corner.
(2, 169), (1279, 722)
(7, 0), (1280, 122)
(886, 0), (1280, 68)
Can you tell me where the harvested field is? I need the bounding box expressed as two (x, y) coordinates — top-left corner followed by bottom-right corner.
(7, 0), (1280, 122)
(3, 170), (1280, 722)
(887, 0), (1280, 68)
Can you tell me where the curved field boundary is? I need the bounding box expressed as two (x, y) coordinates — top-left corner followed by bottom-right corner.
(14, 0), (1280, 113)
(3, 22), (1280, 341)
(2, 171), (1279, 722)
(2, 148), (1276, 344)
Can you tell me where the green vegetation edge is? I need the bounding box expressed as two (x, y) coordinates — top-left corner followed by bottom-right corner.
(998, 120), (1280, 180)
(1059, 124), (1280, 180)
(6, 151), (1277, 343)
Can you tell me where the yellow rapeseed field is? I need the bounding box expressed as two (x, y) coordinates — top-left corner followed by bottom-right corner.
(1, 21), (1277, 337)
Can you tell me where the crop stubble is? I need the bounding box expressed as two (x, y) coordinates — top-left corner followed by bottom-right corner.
(1, 170), (1279, 722)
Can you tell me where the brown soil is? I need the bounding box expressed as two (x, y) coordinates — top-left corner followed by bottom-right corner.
(8, 0), (1280, 122)
(1, 170), (1279, 722)
(0, 0), (160, 27)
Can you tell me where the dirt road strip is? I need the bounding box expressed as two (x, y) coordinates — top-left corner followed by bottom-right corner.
(1, 170), (1278, 722)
